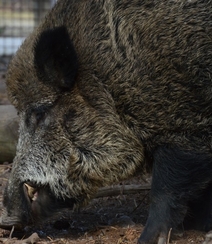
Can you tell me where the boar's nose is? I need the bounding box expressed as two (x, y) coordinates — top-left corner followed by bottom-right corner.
(0, 208), (23, 230)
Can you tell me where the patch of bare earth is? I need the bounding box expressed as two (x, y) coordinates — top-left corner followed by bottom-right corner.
(0, 65), (209, 244)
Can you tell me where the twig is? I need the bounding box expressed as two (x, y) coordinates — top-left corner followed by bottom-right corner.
(95, 184), (151, 198)
(9, 226), (14, 239)
(130, 191), (149, 214)
(167, 228), (172, 244)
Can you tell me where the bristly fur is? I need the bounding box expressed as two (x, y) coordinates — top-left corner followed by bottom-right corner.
(3, 0), (212, 242)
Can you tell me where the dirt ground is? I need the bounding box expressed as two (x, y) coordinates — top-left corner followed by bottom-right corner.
(0, 61), (209, 243)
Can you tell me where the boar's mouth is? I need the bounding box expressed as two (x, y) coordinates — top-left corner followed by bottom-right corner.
(23, 181), (76, 222)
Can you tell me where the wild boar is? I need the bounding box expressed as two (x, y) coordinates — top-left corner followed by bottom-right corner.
(1, 0), (212, 243)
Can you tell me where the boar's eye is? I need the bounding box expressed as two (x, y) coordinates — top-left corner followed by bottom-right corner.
(26, 105), (49, 128)
(34, 109), (46, 124)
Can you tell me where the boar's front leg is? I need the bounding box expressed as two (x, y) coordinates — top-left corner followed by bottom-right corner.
(138, 145), (212, 244)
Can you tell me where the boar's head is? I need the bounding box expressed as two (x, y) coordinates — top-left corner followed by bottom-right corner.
(0, 26), (143, 229)
(1, 26), (79, 229)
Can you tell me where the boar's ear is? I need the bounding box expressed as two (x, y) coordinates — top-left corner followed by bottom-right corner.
(34, 26), (78, 90)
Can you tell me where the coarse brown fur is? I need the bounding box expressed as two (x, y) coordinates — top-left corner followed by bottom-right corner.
(2, 0), (212, 243)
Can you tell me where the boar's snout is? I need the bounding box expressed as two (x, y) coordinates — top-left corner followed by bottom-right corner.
(0, 208), (24, 230)
(0, 182), (33, 230)
(0, 181), (76, 230)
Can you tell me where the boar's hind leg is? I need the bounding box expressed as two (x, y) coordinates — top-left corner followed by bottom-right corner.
(138, 145), (212, 244)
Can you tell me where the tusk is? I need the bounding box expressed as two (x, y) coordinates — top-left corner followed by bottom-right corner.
(24, 183), (37, 200)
